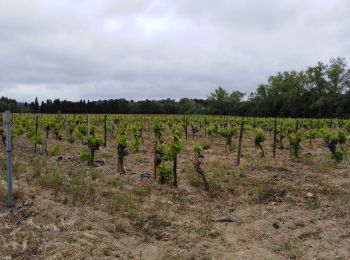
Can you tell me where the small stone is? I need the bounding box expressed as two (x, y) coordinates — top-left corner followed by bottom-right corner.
(56, 156), (63, 161)
(140, 172), (152, 180)
(273, 222), (280, 229)
(95, 160), (105, 166)
(217, 216), (236, 223)
(307, 192), (313, 198)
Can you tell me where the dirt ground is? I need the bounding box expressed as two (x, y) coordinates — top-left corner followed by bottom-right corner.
(0, 129), (349, 259)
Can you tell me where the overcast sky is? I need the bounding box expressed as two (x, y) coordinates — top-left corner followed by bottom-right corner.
(0, 0), (349, 102)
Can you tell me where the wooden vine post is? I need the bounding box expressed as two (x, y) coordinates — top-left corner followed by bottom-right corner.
(173, 154), (178, 188)
(153, 142), (157, 179)
(185, 117), (188, 141)
(296, 119), (299, 131)
(273, 118), (277, 158)
(236, 118), (244, 166)
(104, 114), (107, 147)
(34, 114), (39, 154)
(197, 117), (200, 140)
(87, 114), (91, 143)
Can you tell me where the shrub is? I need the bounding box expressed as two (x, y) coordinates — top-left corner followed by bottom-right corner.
(254, 129), (265, 157)
(321, 129), (345, 162)
(288, 132), (302, 158)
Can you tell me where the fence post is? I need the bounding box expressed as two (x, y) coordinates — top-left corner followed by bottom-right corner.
(236, 119), (244, 166)
(4, 111), (13, 207)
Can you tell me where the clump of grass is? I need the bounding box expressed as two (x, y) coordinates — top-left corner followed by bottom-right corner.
(67, 182), (95, 205)
(101, 152), (113, 159)
(132, 183), (152, 197)
(249, 184), (286, 204)
(112, 218), (130, 234)
(14, 187), (27, 202)
(63, 168), (96, 205)
(307, 194), (321, 209)
(49, 144), (61, 156)
(0, 156), (7, 173)
(277, 240), (303, 259)
(14, 161), (25, 179)
(0, 184), (7, 200)
(250, 185), (266, 203)
(89, 169), (99, 180)
(207, 177), (222, 194)
(208, 161), (235, 176)
(199, 140), (212, 150)
(80, 150), (90, 163)
(108, 177), (126, 188)
(31, 156), (48, 178)
(190, 175), (203, 188)
(38, 173), (64, 193)
(185, 166), (202, 188)
(199, 205), (213, 227)
(108, 192), (140, 218)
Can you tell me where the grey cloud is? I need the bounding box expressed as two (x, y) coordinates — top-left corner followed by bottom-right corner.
(0, 0), (349, 102)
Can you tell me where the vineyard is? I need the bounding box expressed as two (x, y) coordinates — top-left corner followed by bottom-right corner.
(1, 113), (350, 259)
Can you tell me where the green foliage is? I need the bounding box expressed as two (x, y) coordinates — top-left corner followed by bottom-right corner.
(288, 132), (302, 158)
(53, 127), (63, 140)
(13, 125), (24, 136)
(167, 137), (182, 159)
(254, 129), (265, 146)
(218, 127), (237, 138)
(207, 87), (244, 114)
(193, 144), (204, 157)
(254, 128), (265, 157)
(130, 138), (142, 152)
(338, 131), (347, 145)
(80, 150), (90, 162)
(130, 122), (143, 152)
(333, 149), (344, 162)
(75, 124), (87, 142)
(304, 129), (320, 140)
(89, 135), (103, 148)
(158, 165), (173, 184)
(33, 133), (43, 145)
(321, 128), (339, 145)
(116, 134), (128, 147)
(321, 129), (344, 162)
(153, 120), (165, 140)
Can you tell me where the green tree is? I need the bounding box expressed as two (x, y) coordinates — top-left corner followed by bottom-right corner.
(208, 87), (244, 115)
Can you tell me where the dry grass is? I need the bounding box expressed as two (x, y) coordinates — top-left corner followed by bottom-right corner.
(0, 132), (349, 259)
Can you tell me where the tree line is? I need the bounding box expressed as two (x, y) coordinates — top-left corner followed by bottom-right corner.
(1, 57), (350, 117)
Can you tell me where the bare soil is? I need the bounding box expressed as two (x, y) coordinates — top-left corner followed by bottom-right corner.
(0, 130), (349, 259)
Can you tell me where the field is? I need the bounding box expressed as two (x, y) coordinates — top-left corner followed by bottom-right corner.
(0, 114), (350, 259)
